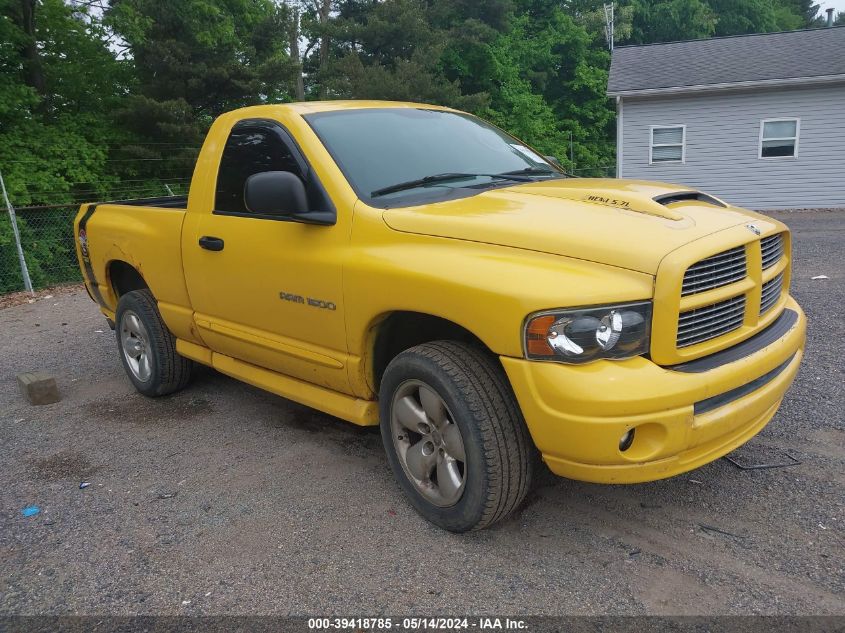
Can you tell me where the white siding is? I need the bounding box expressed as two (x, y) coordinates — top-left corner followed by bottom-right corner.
(619, 84), (845, 209)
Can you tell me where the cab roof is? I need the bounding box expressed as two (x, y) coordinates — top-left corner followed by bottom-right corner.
(227, 100), (455, 118)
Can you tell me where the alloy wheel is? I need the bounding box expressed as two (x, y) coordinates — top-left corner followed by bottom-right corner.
(390, 379), (467, 507)
(120, 310), (152, 382)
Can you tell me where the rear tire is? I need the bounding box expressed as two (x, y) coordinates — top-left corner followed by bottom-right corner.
(115, 289), (194, 397)
(379, 341), (536, 532)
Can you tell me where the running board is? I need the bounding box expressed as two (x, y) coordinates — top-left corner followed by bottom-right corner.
(212, 352), (379, 427)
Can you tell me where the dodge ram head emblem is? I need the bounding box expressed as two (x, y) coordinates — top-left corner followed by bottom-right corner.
(78, 228), (89, 259)
(746, 223), (762, 235)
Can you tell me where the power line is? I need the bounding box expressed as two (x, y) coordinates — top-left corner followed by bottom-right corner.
(0, 156), (197, 165)
(26, 186), (189, 200)
(5, 142), (201, 148)
(18, 177), (191, 186)
(16, 195), (189, 212)
(19, 180), (191, 196)
(15, 184), (191, 205)
(2, 147), (201, 155)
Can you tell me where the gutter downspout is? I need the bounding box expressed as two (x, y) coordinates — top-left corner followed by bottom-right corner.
(616, 96), (623, 179)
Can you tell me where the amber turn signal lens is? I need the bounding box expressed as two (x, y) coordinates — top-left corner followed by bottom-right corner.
(526, 315), (555, 356)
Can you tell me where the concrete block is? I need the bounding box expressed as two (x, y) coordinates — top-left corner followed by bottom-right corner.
(17, 371), (60, 405)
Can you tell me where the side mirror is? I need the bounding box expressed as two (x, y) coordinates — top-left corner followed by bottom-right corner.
(244, 171), (334, 225)
(544, 155), (562, 168)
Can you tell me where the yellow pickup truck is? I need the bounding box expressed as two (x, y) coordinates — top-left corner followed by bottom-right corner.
(75, 101), (806, 531)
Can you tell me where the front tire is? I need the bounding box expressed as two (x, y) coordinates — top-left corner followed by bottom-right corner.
(379, 341), (536, 532)
(115, 289), (194, 397)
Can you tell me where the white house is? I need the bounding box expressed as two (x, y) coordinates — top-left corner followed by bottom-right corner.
(608, 26), (845, 210)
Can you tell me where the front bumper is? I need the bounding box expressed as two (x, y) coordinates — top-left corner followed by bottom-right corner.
(501, 297), (806, 484)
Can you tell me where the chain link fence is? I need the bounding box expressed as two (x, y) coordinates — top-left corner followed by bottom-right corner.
(0, 204), (82, 294)
(1, 178), (191, 296)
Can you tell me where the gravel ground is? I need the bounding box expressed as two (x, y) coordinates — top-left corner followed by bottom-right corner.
(0, 284), (83, 311)
(0, 210), (842, 616)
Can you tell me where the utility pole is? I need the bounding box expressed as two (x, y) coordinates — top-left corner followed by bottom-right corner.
(604, 3), (615, 52)
(0, 170), (34, 294)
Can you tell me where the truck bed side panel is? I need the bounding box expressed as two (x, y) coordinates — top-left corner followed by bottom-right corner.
(74, 203), (200, 343)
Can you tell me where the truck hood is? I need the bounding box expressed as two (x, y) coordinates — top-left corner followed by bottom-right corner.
(381, 179), (758, 274)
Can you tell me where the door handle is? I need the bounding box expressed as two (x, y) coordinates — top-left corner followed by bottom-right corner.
(198, 236), (224, 251)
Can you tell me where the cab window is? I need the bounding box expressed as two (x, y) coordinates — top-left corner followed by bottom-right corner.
(215, 125), (303, 213)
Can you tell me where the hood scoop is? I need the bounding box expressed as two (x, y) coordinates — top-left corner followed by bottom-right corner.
(652, 190), (727, 208)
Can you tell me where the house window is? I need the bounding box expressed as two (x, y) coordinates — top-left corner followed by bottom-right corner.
(650, 126), (685, 164)
(760, 119), (799, 159)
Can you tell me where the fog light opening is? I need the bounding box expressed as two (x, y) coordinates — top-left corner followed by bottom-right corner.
(619, 428), (636, 452)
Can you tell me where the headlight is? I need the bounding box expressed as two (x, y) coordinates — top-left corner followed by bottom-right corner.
(524, 302), (652, 363)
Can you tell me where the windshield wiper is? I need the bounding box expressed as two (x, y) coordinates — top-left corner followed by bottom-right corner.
(496, 167), (562, 177)
(371, 172), (533, 198)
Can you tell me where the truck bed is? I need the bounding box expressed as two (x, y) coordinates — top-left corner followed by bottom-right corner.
(74, 197), (192, 327)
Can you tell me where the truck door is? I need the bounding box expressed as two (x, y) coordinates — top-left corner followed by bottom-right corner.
(182, 119), (352, 394)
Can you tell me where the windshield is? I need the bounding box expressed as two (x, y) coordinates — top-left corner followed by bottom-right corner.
(304, 108), (563, 206)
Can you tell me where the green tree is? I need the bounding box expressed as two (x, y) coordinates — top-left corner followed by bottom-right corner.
(482, 5), (615, 171)
(321, 0), (488, 109)
(0, 0), (130, 206)
(628, 0), (716, 44)
(781, 0), (822, 25)
(105, 0), (296, 144)
(708, 0), (809, 35)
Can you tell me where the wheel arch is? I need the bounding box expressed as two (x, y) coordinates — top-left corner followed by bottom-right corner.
(107, 260), (149, 300)
(369, 311), (500, 391)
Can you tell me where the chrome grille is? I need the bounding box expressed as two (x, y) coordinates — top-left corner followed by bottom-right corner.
(761, 234), (784, 269)
(760, 272), (784, 315)
(677, 295), (746, 348)
(681, 246), (747, 296)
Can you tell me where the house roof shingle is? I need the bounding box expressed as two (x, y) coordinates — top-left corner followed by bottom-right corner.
(607, 26), (845, 96)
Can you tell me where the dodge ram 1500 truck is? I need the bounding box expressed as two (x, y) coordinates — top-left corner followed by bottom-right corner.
(75, 101), (806, 532)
